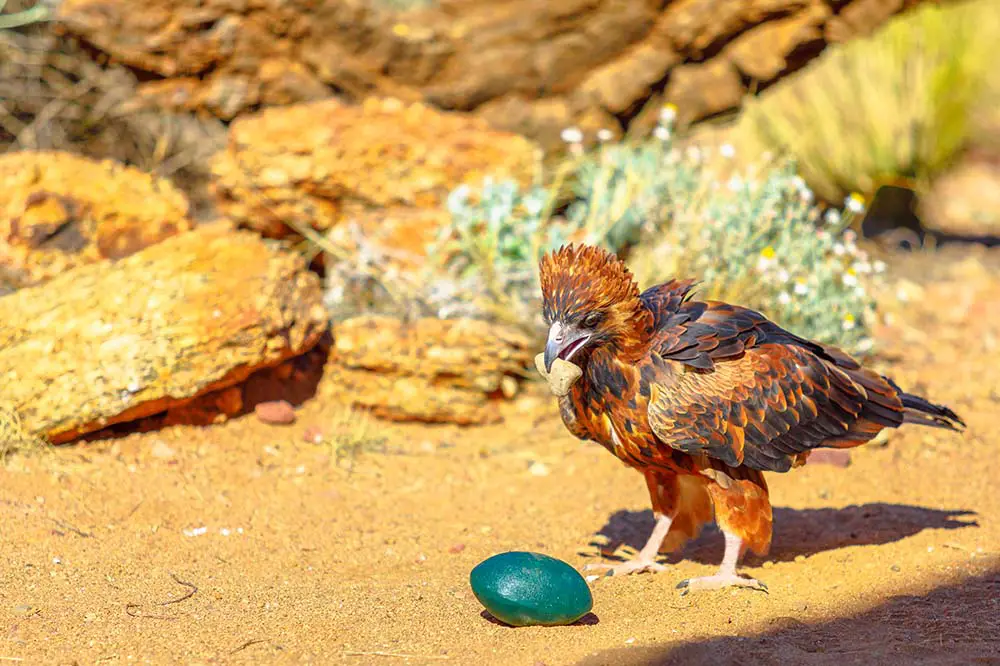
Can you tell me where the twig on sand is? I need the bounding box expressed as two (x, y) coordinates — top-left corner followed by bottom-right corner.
(0, 657), (24, 662)
(161, 573), (198, 606)
(231, 639), (271, 654)
(124, 572), (198, 619)
(48, 517), (94, 538)
(344, 651), (449, 660)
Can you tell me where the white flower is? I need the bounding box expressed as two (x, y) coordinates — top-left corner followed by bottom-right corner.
(560, 126), (583, 144)
(842, 314), (857, 331)
(522, 195), (545, 217)
(873, 260), (887, 274)
(832, 243), (846, 256)
(653, 126), (671, 141)
(685, 146), (702, 163)
(842, 271), (858, 287)
(726, 175), (742, 192)
(845, 193), (865, 214)
(659, 104), (678, 124)
(596, 128), (614, 142)
(854, 285), (867, 298)
(793, 280), (809, 295)
(854, 261), (872, 274)
(824, 209), (842, 226)
(776, 268), (790, 283)
(720, 143), (735, 158)
(800, 188), (814, 204)
(777, 292), (791, 305)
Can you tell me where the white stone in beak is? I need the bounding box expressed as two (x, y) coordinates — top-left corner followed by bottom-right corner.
(535, 352), (583, 397)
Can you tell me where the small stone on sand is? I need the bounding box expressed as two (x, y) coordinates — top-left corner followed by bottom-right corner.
(255, 400), (296, 425)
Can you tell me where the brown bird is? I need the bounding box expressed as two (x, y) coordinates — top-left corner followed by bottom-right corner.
(538, 243), (964, 592)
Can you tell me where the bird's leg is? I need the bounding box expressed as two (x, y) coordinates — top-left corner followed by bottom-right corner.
(583, 512), (673, 577)
(676, 531), (767, 594)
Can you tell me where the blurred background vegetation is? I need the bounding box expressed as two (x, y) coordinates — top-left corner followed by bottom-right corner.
(3, 0), (999, 361)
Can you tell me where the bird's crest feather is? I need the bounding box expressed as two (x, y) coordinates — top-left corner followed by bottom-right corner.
(539, 244), (640, 323)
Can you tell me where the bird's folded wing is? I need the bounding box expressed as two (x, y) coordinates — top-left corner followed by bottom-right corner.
(640, 295), (903, 473)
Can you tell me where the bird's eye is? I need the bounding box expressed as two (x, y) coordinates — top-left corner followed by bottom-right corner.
(583, 312), (603, 328)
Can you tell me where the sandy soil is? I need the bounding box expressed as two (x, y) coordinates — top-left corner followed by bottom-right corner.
(3, 245), (1000, 666)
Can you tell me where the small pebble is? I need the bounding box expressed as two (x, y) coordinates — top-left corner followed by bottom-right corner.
(302, 426), (324, 444)
(891, 564), (901, 572)
(449, 544), (466, 554)
(255, 400), (296, 425)
(150, 440), (177, 460)
(528, 462), (550, 477)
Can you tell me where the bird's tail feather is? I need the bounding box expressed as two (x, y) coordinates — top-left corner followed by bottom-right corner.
(885, 377), (966, 432)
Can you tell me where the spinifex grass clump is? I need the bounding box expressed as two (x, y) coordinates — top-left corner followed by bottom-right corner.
(433, 109), (882, 356)
(736, 0), (1000, 205)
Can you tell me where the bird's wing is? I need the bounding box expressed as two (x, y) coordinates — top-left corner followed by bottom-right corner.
(641, 295), (904, 472)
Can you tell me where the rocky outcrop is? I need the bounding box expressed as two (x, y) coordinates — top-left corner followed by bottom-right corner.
(320, 315), (534, 425)
(0, 151), (191, 292)
(0, 225), (328, 443)
(56, 0), (929, 149)
(210, 97), (540, 239)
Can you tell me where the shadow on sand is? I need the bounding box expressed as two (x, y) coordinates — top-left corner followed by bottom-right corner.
(586, 503), (978, 565)
(576, 563), (1000, 665)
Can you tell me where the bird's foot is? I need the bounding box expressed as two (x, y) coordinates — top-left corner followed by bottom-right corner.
(583, 557), (668, 578)
(676, 573), (767, 595)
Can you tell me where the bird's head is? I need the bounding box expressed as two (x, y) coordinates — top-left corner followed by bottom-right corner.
(538, 243), (650, 373)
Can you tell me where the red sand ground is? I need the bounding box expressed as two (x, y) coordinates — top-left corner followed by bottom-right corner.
(2, 246), (999, 665)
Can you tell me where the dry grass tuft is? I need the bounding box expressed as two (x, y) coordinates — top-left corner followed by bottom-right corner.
(0, 20), (226, 215)
(0, 402), (46, 461)
(734, 0), (1000, 205)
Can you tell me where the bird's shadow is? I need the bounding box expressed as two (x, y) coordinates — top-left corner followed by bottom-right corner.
(585, 503), (978, 565)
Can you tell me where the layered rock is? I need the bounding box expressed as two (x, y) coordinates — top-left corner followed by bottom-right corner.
(321, 315), (534, 425)
(56, 0), (928, 149)
(0, 225), (328, 443)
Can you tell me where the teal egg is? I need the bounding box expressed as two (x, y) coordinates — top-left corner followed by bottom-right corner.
(469, 551), (593, 627)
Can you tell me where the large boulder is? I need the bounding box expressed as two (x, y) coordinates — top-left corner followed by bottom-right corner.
(0, 225), (328, 443)
(56, 0), (928, 148)
(210, 97), (540, 239)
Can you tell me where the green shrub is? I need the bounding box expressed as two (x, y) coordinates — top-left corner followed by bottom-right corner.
(628, 156), (878, 356)
(425, 177), (567, 331)
(431, 109), (880, 356)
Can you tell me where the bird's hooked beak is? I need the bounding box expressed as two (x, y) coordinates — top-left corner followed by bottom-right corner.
(543, 321), (592, 373)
